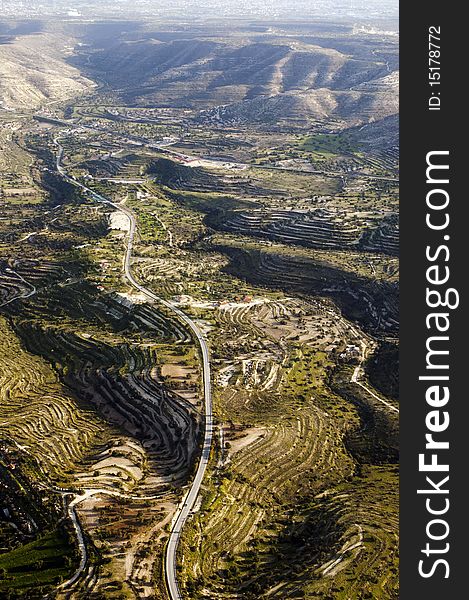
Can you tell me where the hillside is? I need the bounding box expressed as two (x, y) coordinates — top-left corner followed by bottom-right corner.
(1, 15), (399, 600)
(0, 30), (94, 110)
(72, 26), (398, 128)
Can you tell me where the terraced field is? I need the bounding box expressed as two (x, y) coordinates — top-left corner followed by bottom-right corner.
(0, 128), (206, 597)
(221, 208), (361, 249)
(1, 14), (398, 600)
(218, 207), (398, 255)
(175, 296), (398, 599)
(0, 270), (34, 306)
(1, 267), (206, 596)
(213, 239), (398, 335)
(51, 126), (398, 598)
(0, 316), (110, 484)
(100, 137), (399, 599)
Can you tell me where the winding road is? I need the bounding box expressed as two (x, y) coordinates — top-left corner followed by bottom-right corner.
(54, 134), (396, 598)
(0, 269), (36, 308)
(55, 140), (213, 600)
(347, 321), (399, 414)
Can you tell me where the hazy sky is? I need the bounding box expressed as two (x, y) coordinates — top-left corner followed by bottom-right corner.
(3, 0), (398, 21)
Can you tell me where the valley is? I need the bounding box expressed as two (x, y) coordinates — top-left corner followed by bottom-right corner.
(1, 11), (398, 600)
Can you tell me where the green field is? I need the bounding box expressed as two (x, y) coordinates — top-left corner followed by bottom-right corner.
(300, 132), (361, 156)
(0, 528), (76, 596)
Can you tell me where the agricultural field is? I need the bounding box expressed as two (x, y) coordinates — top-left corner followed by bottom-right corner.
(1, 12), (398, 600)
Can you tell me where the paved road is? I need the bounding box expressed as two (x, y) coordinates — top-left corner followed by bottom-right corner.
(57, 497), (88, 591)
(55, 140), (213, 599)
(47, 115), (397, 183)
